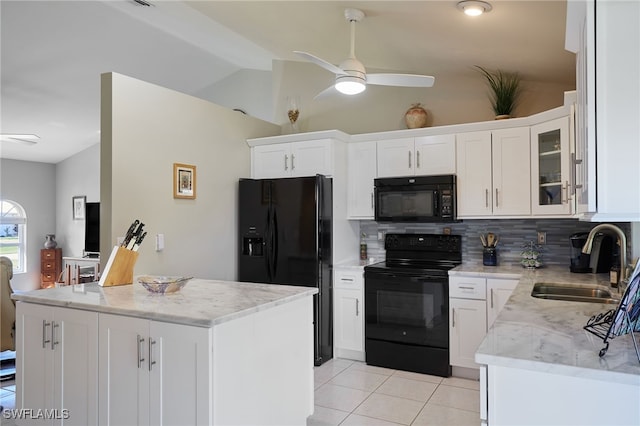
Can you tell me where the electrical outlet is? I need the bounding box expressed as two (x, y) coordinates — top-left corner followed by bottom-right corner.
(537, 232), (547, 245)
(378, 231), (385, 241)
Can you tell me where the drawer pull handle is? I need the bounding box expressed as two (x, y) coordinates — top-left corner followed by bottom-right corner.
(356, 299), (359, 316)
(341, 278), (354, 282)
(51, 322), (59, 350)
(452, 308), (455, 327)
(490, 288), (494, 308)
(459, 286), (475, 290)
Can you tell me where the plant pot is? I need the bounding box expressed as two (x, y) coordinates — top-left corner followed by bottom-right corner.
(495, 114), (511, 120)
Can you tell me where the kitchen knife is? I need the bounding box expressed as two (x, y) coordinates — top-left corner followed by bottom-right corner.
(127, 222), (145, 250)
(122, 220), (139, 247)
(132, 231), (147, 252)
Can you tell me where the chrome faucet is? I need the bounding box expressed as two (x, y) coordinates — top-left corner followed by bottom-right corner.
(582, 223), (628, 285)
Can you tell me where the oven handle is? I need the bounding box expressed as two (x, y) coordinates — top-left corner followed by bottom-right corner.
(366, 271), (446, 282)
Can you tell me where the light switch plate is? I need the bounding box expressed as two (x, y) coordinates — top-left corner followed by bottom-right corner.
(155, 234), (165, 251)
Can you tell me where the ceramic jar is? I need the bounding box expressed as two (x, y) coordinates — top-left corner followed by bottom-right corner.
(44, 234), (57, 249)
(404, 103), (428, 129)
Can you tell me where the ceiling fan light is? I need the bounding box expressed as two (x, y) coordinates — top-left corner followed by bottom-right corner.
(457, 1), (492, 16)
(335, 75), (366, 95)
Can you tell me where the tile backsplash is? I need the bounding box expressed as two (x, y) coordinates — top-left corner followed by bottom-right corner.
(359, 219), (631, 268)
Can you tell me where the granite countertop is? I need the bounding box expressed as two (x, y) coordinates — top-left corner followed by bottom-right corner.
(451, 264), (640, 385)
(12, 279), (318, 328)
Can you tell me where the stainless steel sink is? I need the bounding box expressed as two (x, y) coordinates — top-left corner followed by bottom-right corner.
(531, 282), (621, 304)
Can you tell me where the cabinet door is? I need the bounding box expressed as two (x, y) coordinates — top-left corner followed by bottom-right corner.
(347, 141), (377, 219)
(414, 134), (456, 175)
(334, 288), (364, 354)
(252, 144), (290, 178)
(15, 303), (55, 424)
(16, 304), (98, 426)
(449, 298), (487, 369)
(98, 314), (150, 426)
(376, 138), (415, 177)
(530, 117), (572, 215)
(149, 321), (211, 426)
(290, 139), (333, 177)
(486, 279), (519, 329)
(52, 307), (98, 426)
(456, 131), (493, 216)
(492, 127), (531, 216)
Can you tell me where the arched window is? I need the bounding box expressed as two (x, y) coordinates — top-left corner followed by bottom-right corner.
(0, 200), (27, 273)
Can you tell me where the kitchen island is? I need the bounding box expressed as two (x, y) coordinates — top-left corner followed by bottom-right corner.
(462, 265), (640, 425)
(13, 279), (317, 426)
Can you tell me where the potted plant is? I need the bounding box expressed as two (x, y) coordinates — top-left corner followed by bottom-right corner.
(475, 65), (521, 119)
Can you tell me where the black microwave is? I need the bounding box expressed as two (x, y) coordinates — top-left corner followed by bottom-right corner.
(374, 175), (457, 222)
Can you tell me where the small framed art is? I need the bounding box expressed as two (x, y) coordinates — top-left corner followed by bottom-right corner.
(72, 196), (86, 220)
(173, 163), (196, 199)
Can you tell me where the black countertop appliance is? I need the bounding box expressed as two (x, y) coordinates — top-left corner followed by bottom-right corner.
(570, 231), (615, 273)
(237, 175), (332, 366)
(570, 232), (591, 273)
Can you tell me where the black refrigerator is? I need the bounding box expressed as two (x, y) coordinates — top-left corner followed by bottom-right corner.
(238, 175), (333, 366)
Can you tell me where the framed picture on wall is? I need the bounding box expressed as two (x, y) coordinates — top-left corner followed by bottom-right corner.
(72, 195), (86, 220)
(173, 163), (196, 199)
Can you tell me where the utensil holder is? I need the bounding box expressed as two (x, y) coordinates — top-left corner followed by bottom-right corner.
(98, 246), (139, 287)
(483, 247), (497, 266)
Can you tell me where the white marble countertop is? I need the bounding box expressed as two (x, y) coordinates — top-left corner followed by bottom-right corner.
(334, 258), (383, 270)
(12, 279), (318, 328)
(453, 264), (640, 385)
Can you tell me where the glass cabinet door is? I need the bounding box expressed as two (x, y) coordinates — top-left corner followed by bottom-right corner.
(530, 116), (571, 215)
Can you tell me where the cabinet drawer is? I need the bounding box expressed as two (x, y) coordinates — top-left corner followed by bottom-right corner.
(42, 249), (59, 260)
(334, 269), (363, 290)
(41, 261), (58, 272)
(41, 272), (57, 282)
(449, 277), (486, 299)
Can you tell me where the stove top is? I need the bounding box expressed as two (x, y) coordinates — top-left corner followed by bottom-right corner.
(365, 233), (462, 274)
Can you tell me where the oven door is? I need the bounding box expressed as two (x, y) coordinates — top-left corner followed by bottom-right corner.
(365, 270), (449, 349)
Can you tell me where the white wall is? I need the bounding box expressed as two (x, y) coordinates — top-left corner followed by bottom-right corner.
(195, 68), (273, 123)
(0, 159), (56, 291)
(55, 143), (100, 257)
(101, 72), (280, 280)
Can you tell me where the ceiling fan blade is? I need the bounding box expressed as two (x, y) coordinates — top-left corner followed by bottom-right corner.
(313, 85), (339, 100)
(294, 51), (346, 76)
(367, 73), (435, 88)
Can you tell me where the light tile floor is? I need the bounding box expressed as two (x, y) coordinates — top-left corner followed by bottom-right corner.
(0, 359), (480, 426)
(309, 359), (481, 426)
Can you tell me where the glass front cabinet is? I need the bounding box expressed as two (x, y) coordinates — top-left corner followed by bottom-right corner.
(530, 116), (572, 215)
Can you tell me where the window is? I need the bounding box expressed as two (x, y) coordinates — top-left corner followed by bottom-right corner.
(0, 200), (26, 273)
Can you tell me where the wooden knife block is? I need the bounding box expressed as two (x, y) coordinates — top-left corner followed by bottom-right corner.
(98, 246), (139, 287)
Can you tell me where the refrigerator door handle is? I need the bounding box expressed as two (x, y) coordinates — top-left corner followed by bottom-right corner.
(265, 207), (273, 281)
(271, 209), (278, 277)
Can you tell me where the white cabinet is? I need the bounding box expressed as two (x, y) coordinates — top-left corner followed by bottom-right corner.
(377, 135), (455, 178)
(449, 277), (487, 369)
(16, 302), (98, 426)
(98, 313), (211, 426)
(347, 141), (377, 219)
(449, 275), (519, 369)
(456, 128), (530, 217)
(566, 0), (640, 220)
(486, 278), (519, 329)
(251, 139), (333, 178)
(333, 267), (365, 361)
(530, 116), (573, 216)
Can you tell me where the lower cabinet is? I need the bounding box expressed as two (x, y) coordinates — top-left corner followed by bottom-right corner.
(449, 274), (519, 370)
(15, 302), (98, 426)
(98, 313), (211, 426)
(333, 267), (365, 361)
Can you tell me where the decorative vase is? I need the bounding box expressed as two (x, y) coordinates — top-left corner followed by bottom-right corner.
(404, 103), (428, 129)
(44, 234), (57, 249)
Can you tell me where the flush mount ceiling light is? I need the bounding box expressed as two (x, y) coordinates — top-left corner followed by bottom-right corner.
(457, 1), (492, 16)
(0, 134), (40, 145)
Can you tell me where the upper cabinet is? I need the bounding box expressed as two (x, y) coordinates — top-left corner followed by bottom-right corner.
(456, 128), (530, 218)
(347, 141), (377, 219)
(566, 0), (640, 221)
(252, 139), (334, 179)
(530, 116), (572, 216)
(376, 135), (455, 178)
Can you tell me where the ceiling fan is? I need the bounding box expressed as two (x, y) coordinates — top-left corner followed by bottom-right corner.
(0, 134), (39, 145)
(294, 8), (435, 97)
